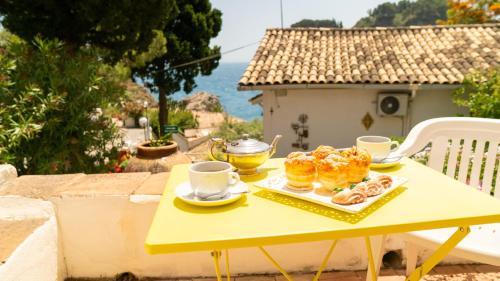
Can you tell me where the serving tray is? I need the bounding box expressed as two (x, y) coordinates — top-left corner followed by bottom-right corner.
(255, 171), (407, 213)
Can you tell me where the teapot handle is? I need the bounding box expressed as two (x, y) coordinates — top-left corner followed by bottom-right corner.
(209, 138), (227, 161)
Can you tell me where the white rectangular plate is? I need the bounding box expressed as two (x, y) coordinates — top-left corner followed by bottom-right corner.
(255, 171), (407, 214)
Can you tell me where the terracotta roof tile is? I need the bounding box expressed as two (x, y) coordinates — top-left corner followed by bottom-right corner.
(239, 24), (500, 87)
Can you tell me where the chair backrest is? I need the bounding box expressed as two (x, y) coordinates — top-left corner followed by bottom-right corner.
(397, 117), (500, 198)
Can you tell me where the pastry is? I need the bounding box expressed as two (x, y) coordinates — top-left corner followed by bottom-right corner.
(311, 145), (338, 163)
(375, 175), (393, 188)
(284, 152), (315, 191)
(340, 146), (371, 183)
(332, 188), (367, 205)
(354, 181), (384, 197)
(316, 153), (351, 195)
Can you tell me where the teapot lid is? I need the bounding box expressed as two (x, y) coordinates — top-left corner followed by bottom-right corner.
(226, 134), (270, 154)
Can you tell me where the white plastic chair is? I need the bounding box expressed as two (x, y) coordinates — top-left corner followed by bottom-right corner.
(395, 117), (500, 274)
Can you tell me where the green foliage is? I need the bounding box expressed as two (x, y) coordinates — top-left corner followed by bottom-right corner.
(440, 0), (499, 25)
(291, 19), (343, 28)
(0, 35), (126, 174)
(453, 68), (500, 119)
(147, 102), (199, 135)
(0, 0), (175, 62)
(355, 0), (447, 27)
(211, 119), (264, 142)
(149, 132), (173, 147)
(134, 0), (222, 134)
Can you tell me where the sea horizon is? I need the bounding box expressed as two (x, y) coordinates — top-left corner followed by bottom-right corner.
(148, 62), (262, 121)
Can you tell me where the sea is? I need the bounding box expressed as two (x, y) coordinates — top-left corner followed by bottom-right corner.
(158, 63), (262, 121)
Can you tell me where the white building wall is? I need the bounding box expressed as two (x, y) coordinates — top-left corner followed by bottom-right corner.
(263, 88), (465, 157)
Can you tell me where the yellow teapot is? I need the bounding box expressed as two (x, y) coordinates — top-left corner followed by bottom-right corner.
(209, 134), (282, 175)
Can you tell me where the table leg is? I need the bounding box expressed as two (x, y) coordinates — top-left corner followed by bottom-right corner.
(224, 249), (231, 281)
(405, 226), (470, 281)
(313, 240), (338, 281)
(365, 236), (386, 281)
(211, 250), (223, 281)
(258, 246), (294, 281)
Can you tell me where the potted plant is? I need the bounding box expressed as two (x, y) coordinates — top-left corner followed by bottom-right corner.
(125, 125), (191, 173)
(136, 132), (178, 159)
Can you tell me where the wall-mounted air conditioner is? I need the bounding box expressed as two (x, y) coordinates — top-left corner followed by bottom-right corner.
(377, 93), (409, 116)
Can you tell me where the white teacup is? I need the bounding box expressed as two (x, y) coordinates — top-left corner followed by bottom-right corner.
(356, 136), (399, 161)
(188, 161), (240, 198)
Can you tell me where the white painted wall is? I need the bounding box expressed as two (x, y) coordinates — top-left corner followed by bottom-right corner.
(262, 88), (466, 157)
(52, 195), (468, 279)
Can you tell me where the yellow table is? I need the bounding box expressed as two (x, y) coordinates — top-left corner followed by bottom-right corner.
(145, 158), (500, 281)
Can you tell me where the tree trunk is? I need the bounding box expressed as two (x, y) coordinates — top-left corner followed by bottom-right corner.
(158, 87), (169, 136)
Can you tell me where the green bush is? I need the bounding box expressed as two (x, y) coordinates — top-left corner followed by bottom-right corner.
(453, 68), (500, 119)
(211, 118), (263, 141)
(0, 35), (126, 174)
(147, 100), (198, 136)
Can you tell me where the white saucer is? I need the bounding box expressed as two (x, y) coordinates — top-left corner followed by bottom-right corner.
(370, 153), (403, 169)
(175, 181), (248, 207)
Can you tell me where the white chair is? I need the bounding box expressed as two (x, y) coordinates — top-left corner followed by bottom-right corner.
(394, 117), (500, 275)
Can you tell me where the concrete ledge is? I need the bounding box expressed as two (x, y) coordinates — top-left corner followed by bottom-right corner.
(0, 217), (61, 281)
(0, 196), (62, 281)
(0, 174), (85, 200)
(60, 172), (151, 197)
(0, 196), (54, 220)
(0, 219), (46, 263)
(133, 172), (169, 195)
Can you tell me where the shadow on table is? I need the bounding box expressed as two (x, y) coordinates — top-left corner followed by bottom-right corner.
(370, 162), (406, 173)
(253, 186), (407, 224)
(239, 167), (280, 182)
(173, 195), (249, 214)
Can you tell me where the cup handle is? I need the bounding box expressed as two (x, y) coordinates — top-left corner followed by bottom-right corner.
(228, 172), (240, 185)
(390, 141), (400, 152)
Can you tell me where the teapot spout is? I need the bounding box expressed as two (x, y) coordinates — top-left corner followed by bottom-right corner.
(269, 135), (282, 157)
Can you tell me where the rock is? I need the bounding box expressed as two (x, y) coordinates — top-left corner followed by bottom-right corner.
(0, 164), (17, 187)
(181, 91), (223, 112)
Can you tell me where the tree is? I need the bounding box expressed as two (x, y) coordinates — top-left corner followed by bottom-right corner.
(0, 0), (176, 62)
(453, 68), (500, 119)
(439, 0), (499, 24)
(291, 19), (343, 28)
(355, 0), (447, 27)
(134, 0), (222, 135)
(0, 34), (126, 174)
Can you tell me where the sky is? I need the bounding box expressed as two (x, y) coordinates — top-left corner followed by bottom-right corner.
(211, 0), (398, 63)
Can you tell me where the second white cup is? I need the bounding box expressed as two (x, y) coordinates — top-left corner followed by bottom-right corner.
(356, 136), (399, 160)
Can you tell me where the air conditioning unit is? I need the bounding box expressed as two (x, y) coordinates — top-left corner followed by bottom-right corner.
(377, 93), (409, 116)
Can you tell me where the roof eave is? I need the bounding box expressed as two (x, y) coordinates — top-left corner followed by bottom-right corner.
(238, 83), (462, 91)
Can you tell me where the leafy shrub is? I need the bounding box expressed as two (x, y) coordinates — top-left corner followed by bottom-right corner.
(0, 35), (126, 174)
(211, 118), (263, 141)
(147, 100), (198, 136)
(453, 68), (500, 119)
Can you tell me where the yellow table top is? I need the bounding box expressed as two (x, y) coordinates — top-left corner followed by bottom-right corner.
(145, 158), (500, 254)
